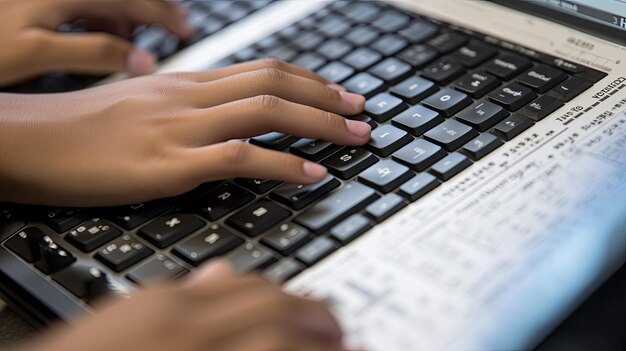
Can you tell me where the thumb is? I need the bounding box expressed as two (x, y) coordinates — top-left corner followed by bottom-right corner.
(30, 30), (156, 76)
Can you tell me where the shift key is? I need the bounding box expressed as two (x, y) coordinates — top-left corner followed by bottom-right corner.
(295, 182), (379, 233)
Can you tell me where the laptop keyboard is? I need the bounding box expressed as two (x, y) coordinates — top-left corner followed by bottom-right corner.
(1, 0), (274, 94)
(0, 1), (607, 306)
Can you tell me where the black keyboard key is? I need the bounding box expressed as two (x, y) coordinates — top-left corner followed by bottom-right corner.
(548, 76), (593, 102)
(173, 225), (243, 266)
(390, 76), (438, 104)
(421, 88), (472, 117)
(329, 214), (372, 244)
(65, 219), (122, 252)
(226, 242), (276, 273)
(293, 31), (324, 51)
(522, 95), (564, 121)
(256, 34), (284, 50)
(317, 61), (355, 83)
(427, 31), (468, 53)
(343, 73), (385, 98)
(295, 237), (336, 266)
(234, 46), (261, 62)
(41, 208), (85, 233)
(113, 202), (170, 230)
(261, 222), (310, 255)
(139, 214), (204, 249)
(461, 133), (504, 160)
(399, 21), (439, 43)
(339, 2), (379, 22)
(423, 119), (478, 151)
(271, 174), (340, 210)
(372, 34), (408, 56)
(323, 147), (378, 180)
(198, 183), (255, 221)
(52, 264), (110, 302)
(492, 114), (534, 141)
(95, 235), (153, 272)
(421, 58), (465, 85)
(483, 53), (532, 80)
(350, 114), (377, 130)
(451, 41), (498, 67)
(455, 100), (509, 131)
(318, 14), (352, 37)
(295, 182), (378, 233)
(345, 25), (380, 46)
(265, 46), (297, 62)
(289, 139), (341, 162)
(250, 132), (298, 150)
(392, 138), (446, 171)
(227, 201), (291, 237)
(368, 57), (412, 83)
(397, 45), (438, 68)
(292, 52), (327, 71)
(34, 236), (76, 274)
(126, 254), (187, 285)
(365, 93), (407, 122)
(452, 71), (500, 98)
(263, 258), (304, 283)
(487, 83), (537, 111)
(318, 39), (353, 60)
(343, 48), (382, 70)
(392, 105), (444, 136)
(0, 207), (24, 241)
(365, 192), (407, 222)
(399, 172), (440, 201)
(517, 64), (567, 93)
(5, 227), (46, 263)
(235, 178), (282, 194)
(429, 152), (472, 181)
(359, 160), (413, 193)
(372, 10), (410, 32)
(367, 124), (413, 157)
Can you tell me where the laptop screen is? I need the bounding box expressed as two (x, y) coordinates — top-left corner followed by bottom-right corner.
(532, 0), (626, 32)
(491, 0), (626, 45)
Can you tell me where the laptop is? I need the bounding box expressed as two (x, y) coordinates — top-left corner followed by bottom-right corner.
(1, 0), (625, 349)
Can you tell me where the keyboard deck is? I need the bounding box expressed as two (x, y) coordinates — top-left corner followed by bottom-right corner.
(0, 0), (607, 318)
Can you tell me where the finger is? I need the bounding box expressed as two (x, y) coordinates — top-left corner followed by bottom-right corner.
(184, 259), (234, 287)
(27, 30), (156, 76)
(189, 69), (365, 115)
(41, 0), (191, 38)
(196, 287), (343, 349)
(184, 96), (370, 146)
(175, 58), (333, 84)
(183, 141), (329, 185)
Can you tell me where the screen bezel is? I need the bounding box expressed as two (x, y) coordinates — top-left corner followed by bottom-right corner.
(489, 0), (626, 46)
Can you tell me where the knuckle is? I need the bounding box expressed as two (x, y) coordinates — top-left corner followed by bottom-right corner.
(259, 57), (286, 70)
(324, 111), (345, 130)
(258, 67), (287, 84)
(254, 94), (283, 111)
(222, 141), (250, 163)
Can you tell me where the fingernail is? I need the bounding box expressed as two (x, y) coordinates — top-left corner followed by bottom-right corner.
(339, 91), (365, 110)
(303, 161), (327, 179)
(345, 119), (371, 139)
(127, 49), (156, 76)
(327, 83), (347, 92)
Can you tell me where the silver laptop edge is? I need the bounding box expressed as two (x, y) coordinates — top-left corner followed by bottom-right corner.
(152, 1), (626, 349)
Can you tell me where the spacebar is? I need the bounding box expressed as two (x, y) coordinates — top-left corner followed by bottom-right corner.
(295, 182), (379, 233)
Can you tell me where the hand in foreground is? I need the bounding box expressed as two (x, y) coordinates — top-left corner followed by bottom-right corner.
(0, 59), (369, 206)
(21, 261), (344, 351)
(0, 0), (191, 86)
